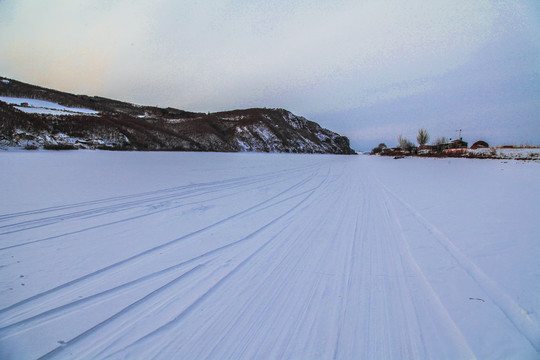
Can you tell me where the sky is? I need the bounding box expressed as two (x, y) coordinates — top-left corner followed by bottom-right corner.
(1, 0), (539, 150)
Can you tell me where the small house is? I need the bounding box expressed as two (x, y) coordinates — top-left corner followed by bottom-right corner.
(471, 140), (489, 149)
(447, 139), (468, 149)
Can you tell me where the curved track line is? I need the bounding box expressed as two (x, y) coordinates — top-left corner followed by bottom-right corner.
(0, 188), (323, 336)
(0, 165), (319, 235)
(0, 173), (318, 323)
(381, 184), (540, 354)
(0, 261), (206, 339)
(0, 164), (320, 221)
(97, 167), (334, 359)
(0, 172), (316, 251)
(39, 181), (320, 359)
(379, 185), (475, 358)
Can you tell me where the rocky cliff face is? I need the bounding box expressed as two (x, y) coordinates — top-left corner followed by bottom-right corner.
(0, 77), (355, 154)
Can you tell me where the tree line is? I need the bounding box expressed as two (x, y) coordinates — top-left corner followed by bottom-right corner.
(371, 129), (449, 154)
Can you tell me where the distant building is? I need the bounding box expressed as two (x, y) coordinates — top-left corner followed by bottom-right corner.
(417, 138), (470, 154)
(447, 139), (468, 149)
(471, 140), (489, 149)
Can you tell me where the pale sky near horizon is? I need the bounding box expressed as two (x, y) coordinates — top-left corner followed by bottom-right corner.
(1, 0), (539, 150)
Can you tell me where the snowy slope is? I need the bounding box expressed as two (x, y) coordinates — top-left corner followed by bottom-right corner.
(0, 96), (99, 115)
(0, 152), (538, 359)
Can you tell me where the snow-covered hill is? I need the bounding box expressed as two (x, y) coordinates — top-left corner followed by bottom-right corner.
(0, 96), (99, 116)
(0, 152), (538, 359)
(0, 77), (355, 154)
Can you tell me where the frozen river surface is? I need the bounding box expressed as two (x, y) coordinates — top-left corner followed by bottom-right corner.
(0, 151), (539, 359)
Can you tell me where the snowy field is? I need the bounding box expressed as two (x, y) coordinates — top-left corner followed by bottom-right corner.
(0, 151), (539, 359)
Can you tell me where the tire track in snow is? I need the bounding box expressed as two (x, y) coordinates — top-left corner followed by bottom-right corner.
(0, 170), (317, 251)
(34, 262), (210, 360)
(371, 184), (422, 358)
(0, 177), (241, 225)
(380, 188), (430, 358)
(196, 181), (336, 359)
(382, 184), (540, 355)
(0, 170), (321, 326)
(128, 163), (361, 359)
(0, 164), (320, 221)
(379, 184), (475, 359)
(267, 164), (354, 359)
(328, 166), (474, 359)
(38, 173), (324, 360)
(0, 165), (319, 236)
(0, 260), (208, 339)
(328, 175), (424, 359)
(2, 154), (537, 359)
(100, 164), (339, 359)
(0, 188), (321, 338)
(331, 178), (366, 359)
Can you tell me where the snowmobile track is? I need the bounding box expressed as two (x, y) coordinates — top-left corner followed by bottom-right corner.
(1, 153), (538, 359)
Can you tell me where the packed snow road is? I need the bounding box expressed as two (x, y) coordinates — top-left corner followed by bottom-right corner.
(0, 151), (539, 359)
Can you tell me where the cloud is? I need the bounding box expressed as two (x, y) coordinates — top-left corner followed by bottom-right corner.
(1, 0), (502, 111)
(1, 0), (538, 150)
(0, 0), (153, 93)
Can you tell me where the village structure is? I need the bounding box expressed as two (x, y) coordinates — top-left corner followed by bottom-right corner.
(371, 129), (493, 158)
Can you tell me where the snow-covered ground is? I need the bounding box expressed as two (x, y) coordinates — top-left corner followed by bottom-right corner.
(468, 147), (540, 160)
(0, 152), (538, 359)
(0, 97), (99, 115)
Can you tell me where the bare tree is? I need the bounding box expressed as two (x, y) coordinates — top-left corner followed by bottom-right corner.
(416, 128), (429, 146)
(433, 136), (448, 146)
(397, 135), (415, 151)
